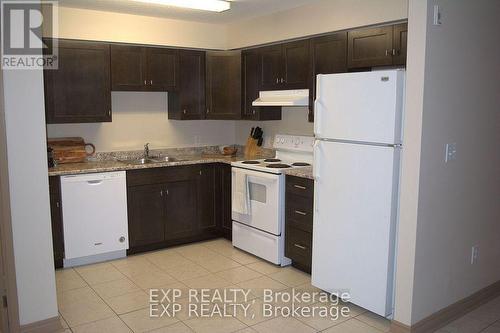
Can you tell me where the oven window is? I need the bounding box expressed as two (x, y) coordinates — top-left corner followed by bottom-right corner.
(249, 182), (267, 203)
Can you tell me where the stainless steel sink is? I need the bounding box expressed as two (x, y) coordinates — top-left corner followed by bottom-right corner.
(118, 156), (180, 165)
(152, 156), (178, 162)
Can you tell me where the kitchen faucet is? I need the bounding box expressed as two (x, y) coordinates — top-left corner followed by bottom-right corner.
(144, 143), (150, 158)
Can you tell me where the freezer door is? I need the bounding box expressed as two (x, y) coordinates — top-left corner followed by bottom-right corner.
(312, 140), (399, 317)
(314, 70), (405, 144)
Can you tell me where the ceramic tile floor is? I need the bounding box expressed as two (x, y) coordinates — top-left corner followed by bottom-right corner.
(54, 238), (500, 333)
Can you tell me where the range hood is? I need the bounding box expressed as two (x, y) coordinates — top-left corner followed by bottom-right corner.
(252, 89), (309, 107)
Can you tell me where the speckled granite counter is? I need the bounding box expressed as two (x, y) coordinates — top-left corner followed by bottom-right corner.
(283, 166), (314, 180)
(48, 154), (248, 176)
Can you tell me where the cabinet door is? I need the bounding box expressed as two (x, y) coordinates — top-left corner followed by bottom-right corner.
(215, 164), (232, 239)
(206, 51), (241, 120)
(282, 40), (311, 89)
(147, 47), (178, 91)
(198, 165), (216, 231)
(259, 45), (283, 90)
(348, 26), (393, 69)
(49, 177), (64, 268)
(310, 32), (348, 122)
(127, 184), (166, 248)
(165, 178), (197, 240)
(45, 40), (111, 123)
(168, 50), (205, 120)
(111, 45), (146, 91)
(392, 23), (408, 66)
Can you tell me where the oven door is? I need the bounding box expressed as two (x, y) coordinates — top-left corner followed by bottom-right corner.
(231, 167), (283, 235)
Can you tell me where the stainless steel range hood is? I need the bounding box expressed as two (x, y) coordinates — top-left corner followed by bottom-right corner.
(252, 89), (309, 107)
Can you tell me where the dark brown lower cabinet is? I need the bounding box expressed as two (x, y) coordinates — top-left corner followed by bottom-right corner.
(215, 164), (232, 240)
(49, 176), (64, 268)
(127, 164), (228, 254)
(285, 176), (314, 273)
(127, 184), (166, 248)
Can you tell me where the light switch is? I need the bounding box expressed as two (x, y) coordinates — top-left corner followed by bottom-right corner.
(445, 143), (456, 163)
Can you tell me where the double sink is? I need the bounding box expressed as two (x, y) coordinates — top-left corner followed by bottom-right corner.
(118, 156), (182, 165)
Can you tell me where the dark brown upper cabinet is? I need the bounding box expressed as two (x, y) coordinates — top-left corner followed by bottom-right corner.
(111, 45), (178, 91)
(168, 50), (206, 120)
(392, 23), (408, 66)
(309, 32), (348, 122)
(348, 24), (407, 69)
(44, 40), (111, 124)
(259, 40), (311, 90)
(241, 50), (282, 121)
(205, 51), (242, 120)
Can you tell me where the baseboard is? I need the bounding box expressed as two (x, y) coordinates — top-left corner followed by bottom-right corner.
(20, 315), (62, 333)
(391, 279), (500, 333)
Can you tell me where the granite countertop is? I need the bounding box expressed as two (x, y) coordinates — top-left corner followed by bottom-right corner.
(48, 154), (247, 176)
(283, 166), (314, 180)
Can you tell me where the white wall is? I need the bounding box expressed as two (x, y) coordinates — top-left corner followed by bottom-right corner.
(395, 0), (500, 325)
(47, 92), (236, 152)
(393, 0), (427, 326)
(45, 6), (227, 50)
(1, 68), (58, 324)
(234, 107), (313, 147)
(227, 0), (408, 49)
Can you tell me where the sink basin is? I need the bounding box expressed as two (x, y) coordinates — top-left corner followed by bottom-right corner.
(118, 158), (156, 165)
(152, 156), (178, 162)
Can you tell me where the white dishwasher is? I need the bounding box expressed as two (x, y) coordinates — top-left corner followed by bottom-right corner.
(61, 171), (129, 267)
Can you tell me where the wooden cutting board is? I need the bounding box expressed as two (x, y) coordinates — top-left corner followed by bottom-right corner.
(47, 137), (95, 164)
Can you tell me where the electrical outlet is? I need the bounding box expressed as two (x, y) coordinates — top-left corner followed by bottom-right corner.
(445, 143), (457, 163)
(471, 246), (479, 264)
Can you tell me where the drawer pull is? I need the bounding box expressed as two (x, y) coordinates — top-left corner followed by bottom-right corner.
(294, 243), (307, 250)
(293, 185), (307, 190)
(294, 210), (307, 216)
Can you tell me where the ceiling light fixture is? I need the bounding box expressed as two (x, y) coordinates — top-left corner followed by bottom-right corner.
(134, 0), (231, 12)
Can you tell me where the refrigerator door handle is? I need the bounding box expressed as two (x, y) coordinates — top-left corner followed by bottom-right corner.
(313, 140), (321, 213)
(314, 99), (325, 137)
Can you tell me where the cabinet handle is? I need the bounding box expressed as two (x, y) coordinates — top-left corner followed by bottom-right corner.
(252, 109), (256, 115)
(392, 49), (397, 56)
(56, 202), (60, 208)
(281, 78), (285, 83)
(199, 170), (202, 176)
(108, 109), (111, 117)
(160, 190), (163, 197)
(276, 78), (279, 84)
(150, 80), (153, 85)
(206, 109), (210, 114)
(183, 109), (187, 115)
(293, 185), (307, 190)
(294, 243), (307, 250)
(385, 49), (390, 57)
(144, 80), (147, 85)
(294, 210), (307, 216)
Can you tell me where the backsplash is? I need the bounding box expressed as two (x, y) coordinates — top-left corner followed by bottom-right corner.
(46, 92), (237, 152)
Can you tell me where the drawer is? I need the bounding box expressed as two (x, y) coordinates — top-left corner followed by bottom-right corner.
(286, 193), (313, 233)
(286, 175), (313, 199)
(285, 226), (312, 270)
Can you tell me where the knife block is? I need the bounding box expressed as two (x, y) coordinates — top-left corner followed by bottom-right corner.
(244, 137), (261, 158)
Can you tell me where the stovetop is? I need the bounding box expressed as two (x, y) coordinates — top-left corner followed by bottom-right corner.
(232, 158), (312, 174)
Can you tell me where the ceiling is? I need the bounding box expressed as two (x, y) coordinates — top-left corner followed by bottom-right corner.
(57, 0), (320, 24)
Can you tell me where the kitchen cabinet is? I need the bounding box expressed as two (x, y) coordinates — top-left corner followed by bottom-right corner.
(168, 50), (206, 120)
(347, 24), (407, 69)
(198, 165), (217, 231)
(259, 40), (311, 90)
(215, 164), (232, 240)
(241, 50), (282, 121)
(392, 23), (408, 66)
(49, 176), (64, 268)
(44, 40), (111, 124)
(111, 45), (178, 91)
(126, 164), (225, 253)
(164, 176), (198, 240)
(205, 51), (242, 120)
(309, 32), (348, 122)
(285, 176), (314, 273)
(127, 184), (166, 248)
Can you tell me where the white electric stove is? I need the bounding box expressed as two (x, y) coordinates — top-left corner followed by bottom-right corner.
(231, 134), (314, 265)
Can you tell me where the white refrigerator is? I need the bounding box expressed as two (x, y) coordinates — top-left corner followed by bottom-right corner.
(312, 70), (405, 317)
